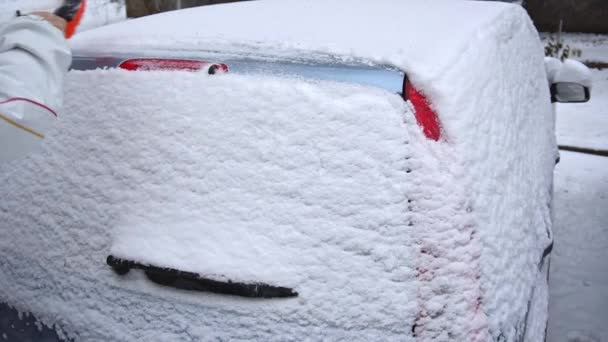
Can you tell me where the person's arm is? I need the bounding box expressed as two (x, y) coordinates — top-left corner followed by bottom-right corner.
(0, 14), (71, 162)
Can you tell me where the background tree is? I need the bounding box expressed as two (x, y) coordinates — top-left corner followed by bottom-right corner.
(525, 0), (607, 33)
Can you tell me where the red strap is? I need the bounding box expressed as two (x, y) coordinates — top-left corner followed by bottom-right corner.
(0, 97), (58, 117)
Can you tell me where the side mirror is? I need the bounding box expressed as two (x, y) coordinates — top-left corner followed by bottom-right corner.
(550, 82), (590, 103)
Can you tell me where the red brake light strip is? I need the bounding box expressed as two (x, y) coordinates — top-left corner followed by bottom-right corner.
(118, 58), (228, 74)
(403, 78), (441, 141)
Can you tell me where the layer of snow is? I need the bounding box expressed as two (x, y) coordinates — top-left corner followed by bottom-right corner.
(545, 57), (564, 84)
(445, 11), (555, 340)
(69, 0), (523, 96)
(553, 59), (593, 87)
(108, 72), (416, 292)
(0, 1), (557, 341)
(556, 69), (608, 150)
(547, 151), (608, 342)
(0, 70), (420, 341)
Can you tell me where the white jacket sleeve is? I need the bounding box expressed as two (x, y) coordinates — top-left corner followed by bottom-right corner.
(0, 15), (71, 162)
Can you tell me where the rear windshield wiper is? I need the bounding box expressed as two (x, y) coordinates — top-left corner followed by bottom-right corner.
(107, 255), (298, 299)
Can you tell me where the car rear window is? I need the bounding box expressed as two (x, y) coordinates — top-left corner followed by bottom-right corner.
(0, 69), (421, 339)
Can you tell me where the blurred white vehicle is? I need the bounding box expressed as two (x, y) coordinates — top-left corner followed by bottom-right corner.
(0, 0), (591, 341)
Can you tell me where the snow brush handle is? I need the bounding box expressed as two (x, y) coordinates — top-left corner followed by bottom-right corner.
(54, 0), (86, 38)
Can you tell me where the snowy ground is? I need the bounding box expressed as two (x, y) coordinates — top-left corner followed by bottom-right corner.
(547, 34), (608, 342)
(541, 33), (608, 65)
(543, 33), (608, 149)
(555, 69), (608, 150)
(548, 152), (608, 342)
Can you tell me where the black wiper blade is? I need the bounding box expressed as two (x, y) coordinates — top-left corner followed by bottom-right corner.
(106, 255), (298, 298)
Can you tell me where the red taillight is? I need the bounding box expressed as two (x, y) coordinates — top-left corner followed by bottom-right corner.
(118, 59), (228, 74)
(403, 78), (441, 141)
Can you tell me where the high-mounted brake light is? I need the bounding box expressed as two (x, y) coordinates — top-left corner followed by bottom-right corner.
(403, 78), (441, 141)
(118, 59), (229, 74)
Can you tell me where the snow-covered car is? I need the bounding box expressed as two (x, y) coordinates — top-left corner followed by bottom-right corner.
(0, 1), (591, 341)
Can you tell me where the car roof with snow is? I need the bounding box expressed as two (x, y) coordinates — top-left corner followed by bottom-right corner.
(70, 0), (523, 82)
